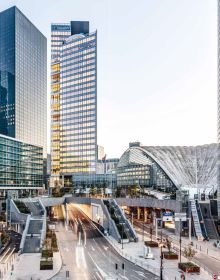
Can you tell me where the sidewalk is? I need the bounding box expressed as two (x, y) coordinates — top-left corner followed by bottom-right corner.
(6, 252), (62, 280)
(105, 232), (212, 280)
(135, 220), (220, 274)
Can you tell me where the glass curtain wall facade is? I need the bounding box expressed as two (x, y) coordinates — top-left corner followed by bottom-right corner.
(51, 21), (97, 181)
(0, 6), (47, 156)
(218, 0), (220, 218)
(51, 24), (71, 175)
(0, 134), (43, 192)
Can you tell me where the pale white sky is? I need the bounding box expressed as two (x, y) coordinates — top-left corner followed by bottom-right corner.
(1, 0), (218, 158)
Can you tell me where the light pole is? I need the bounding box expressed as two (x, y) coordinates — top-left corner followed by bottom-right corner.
(179, 218), (182, 263)
(121, 223), (124, 250)
(159, 242), (163, 280)
(188, 217), (191, 243)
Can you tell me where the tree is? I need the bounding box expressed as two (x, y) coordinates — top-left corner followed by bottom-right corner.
(166, 237), (172, 253)
(183, 244), (196, 261)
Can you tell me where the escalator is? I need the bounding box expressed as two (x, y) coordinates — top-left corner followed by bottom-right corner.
(199, 202), (219, 240)
(190, 200), (205, 240)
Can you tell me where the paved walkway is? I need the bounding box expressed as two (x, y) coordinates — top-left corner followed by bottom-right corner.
(105, 232), (212, 280)
(134, 219), (220, 276)
(6, 252), (62, 280)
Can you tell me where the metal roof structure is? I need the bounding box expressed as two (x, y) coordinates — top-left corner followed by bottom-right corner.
(118, 143), (218, 190)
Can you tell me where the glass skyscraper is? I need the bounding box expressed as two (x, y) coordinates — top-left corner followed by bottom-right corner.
(51, 21), (97, 181)
(0, 6), (47, 156)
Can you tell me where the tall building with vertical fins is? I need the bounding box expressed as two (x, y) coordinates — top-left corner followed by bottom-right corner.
(50, 21), (97, 185)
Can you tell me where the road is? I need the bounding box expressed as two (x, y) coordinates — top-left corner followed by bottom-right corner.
(52, 206), (159, 280)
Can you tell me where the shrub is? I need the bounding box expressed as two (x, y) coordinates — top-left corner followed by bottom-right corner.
(42, 249), (53, 259)
(14, 200), (30, 214)
(40, 260), (53, 270)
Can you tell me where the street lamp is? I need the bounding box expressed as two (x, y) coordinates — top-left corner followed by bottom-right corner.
(159, 241), (163, 280)
(120, 222), (125, 250)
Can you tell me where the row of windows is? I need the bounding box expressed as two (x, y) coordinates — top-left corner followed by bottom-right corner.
(61, 132), (96, 141)
(60, 83), (95, 95)
(60, 93), (95, 105)
(61, 70), (95, 83)
(60, 160), (96, 167)
(61, 47), (95, 59)
(61, 138), (96, 146)
(60, 107), (95, 119)
(61, 123), (95, 133)
(60, 103), (95, 116)
(61, 115), (96, 126)
(61, 99), (95, 111)
(60, 74), (95, 89)
(59, 146), (95, 153)
(60, 61), (95, 75)
(60, 144), (96, 151)
(62, 36), (96, 52)
(61, 59), (95, 73)
(61, 52), (96, 66)
(60, 86), (95, 99)
(61, 127), (96, 137)
(61, 152), (96, 159)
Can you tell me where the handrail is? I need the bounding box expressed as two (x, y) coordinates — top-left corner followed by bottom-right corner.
(20, 214), (31, 252)
(196, 200), (208, 239)
(101, 200), (121, 241)
(190, 200), (203, 240)
(112, 199), (138, 242)
(39, 198), (47, 249)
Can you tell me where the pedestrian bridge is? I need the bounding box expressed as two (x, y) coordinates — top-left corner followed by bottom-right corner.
(37, 196), (182, 213)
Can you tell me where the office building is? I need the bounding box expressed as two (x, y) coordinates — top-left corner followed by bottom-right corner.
(0, 6), (47, 156)
(51, 21), (97, 184)
(0, 134), (43, 196)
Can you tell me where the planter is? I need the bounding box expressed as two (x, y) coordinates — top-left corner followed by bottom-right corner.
(163, 251), (178, 260)
(40, 260), (53, 270)
(178, 262), (200, 273)
(144, 241), (158, 248)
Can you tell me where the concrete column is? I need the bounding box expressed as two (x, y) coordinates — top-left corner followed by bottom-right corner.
(144, 208), (148, 223)
(175, 220), (181, 235)
(137, 207), (141, 220)
(152, 209), (156, 226)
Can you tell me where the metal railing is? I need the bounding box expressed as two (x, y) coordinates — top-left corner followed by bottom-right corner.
(39, 198), (47, 249)
(19, 214), (31, 253)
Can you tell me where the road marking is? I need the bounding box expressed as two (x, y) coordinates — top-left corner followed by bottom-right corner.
(75, 245), (87, 269)
(87, 251), (109, 279)
(133, 270), (148, 279)
(91, 246), (95, 251)
(119, 273), (129, 280)
(95, 272), (102, 280)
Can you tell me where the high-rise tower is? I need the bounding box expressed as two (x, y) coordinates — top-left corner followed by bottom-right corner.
(51, 21), (97, 183)
(0, 6), (47, 156)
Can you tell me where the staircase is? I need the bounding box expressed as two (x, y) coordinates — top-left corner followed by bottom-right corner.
(23, 236), (41, 253)
(190, 200), (204, 240)
(199, 202), (219, 240)
(21, 199), (46, 253)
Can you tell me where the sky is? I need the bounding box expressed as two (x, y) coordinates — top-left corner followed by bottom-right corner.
(0, 0), (218, 158)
